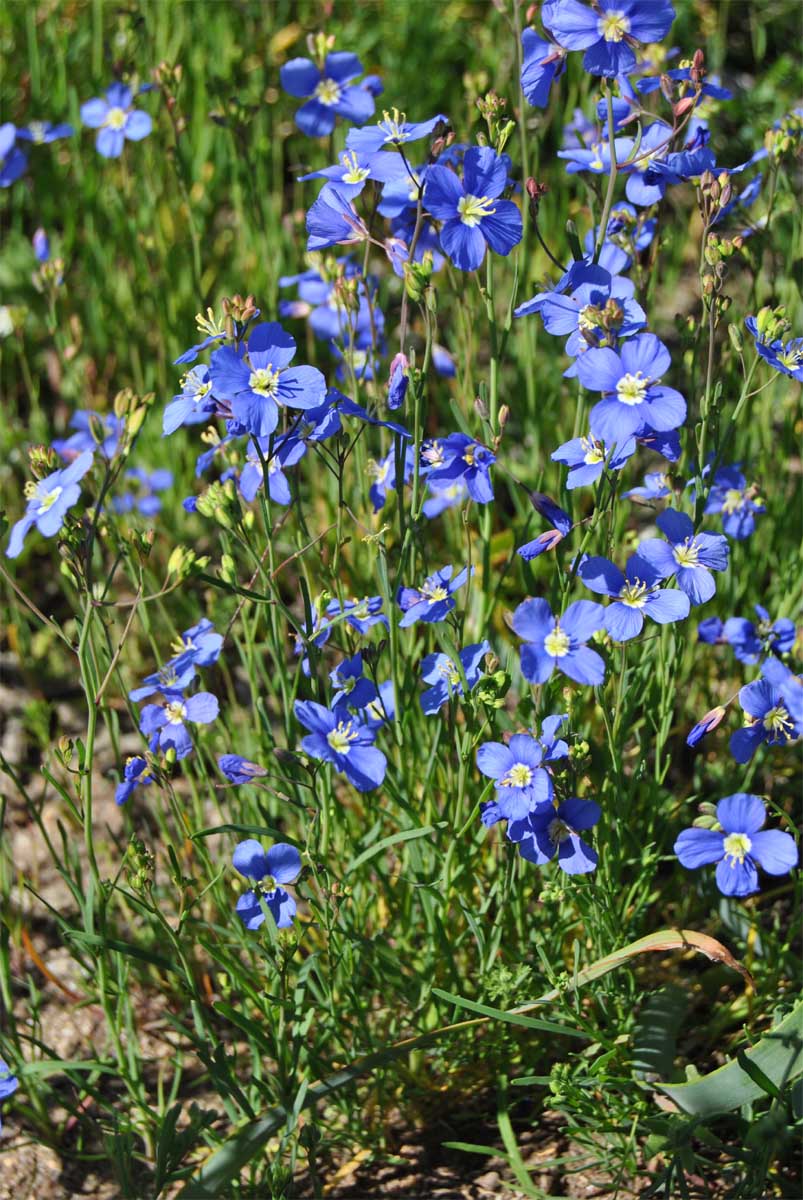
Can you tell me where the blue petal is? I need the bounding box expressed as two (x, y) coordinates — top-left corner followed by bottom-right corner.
(233, 839), (270, 881)
(750, 830), (798, 876)
(715, 856), (759, 897)
(716, 793), (766, 836)
(266, 842), (302, 884)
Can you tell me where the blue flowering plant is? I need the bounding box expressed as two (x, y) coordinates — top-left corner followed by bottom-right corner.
(2, 4), (802, 1192)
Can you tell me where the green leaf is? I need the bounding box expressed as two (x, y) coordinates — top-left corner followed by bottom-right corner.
(432, 988), (588, 1039)
(65, 931), (177, 974)
(658, 1000), (803, 1116)
(345, 823), (446, 874)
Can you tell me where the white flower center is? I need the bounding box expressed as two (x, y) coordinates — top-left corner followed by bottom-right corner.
(458, 193), (496, 228)
(502, 762), (533, 788)
(582, 437), (605, 466)
(616, 371), (648, 406)
(36, 485), (63, 515)
(104, 106), (128, 131)
(722, 831), (751, 864)
(28, 121), (47, 143)
(165, 700), (187, 725)
(327, 721), (357, 754)
(249, 365), (280, 397)
(599, 11), (631, 42)
(763, 704), (792, 735)
(619, 580), (648, 608)
(544, 626), (570, 658)
(423, 583), (449, 604)
(722, 488), (745, 514)
(673, 538), (700, 568)
(340, 152), (369, 185)
(378, 108), (409, 143)
(314, 79), (341, 106)
(778, 346), (803, 367)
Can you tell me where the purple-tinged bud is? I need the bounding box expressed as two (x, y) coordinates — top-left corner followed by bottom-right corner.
(686, 706), (726, 748)
(33, 227), (50, 263)
(388, 353), (409, 411)
(517, 529), (565, 560)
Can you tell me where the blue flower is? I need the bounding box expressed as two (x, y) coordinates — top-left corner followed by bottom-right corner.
(233, 840), (301, 930)
(280, 52), (376, 137)
(705, 468), (763, 540)
(52, 410), (125, 461)
(730, 679), (801, 764)
(631, 509), (729, 605)
(422, 433), (495, 503)
(129, 658), (197, 703)
(369, 445), (414, 512)
(306, 185), (370, 252)
(477, 733), (554, 823)
(512, 598), (606, 686)
(171, 618), (224, 670)
(674, 794), (797, 897)
(346, 109), (448, 156)
(239, 435), (307, 505)
(515, 265), (647, 367)
(520, 28), (567, 107)
(516, 797), (601, 874)
(543, 0), (675, 77)
(330, 652), (377, 710)
(623, 470), (671, 502)
(0, 1057), (19, 1131)
(558, 132), (635, 175)
(576, 333), (686, 444)
(397, 564), (472, 628)
(0, 123), (27, 186)
(17, 119), (74, 144)
(80, 83), (152, 157)
(422, 478), (469, 519)
(419, 640), (490, 714)
(115, 755), (153, 806)
(325, 595), (389, 635)
(112, 468), (173, 516)
(163, 366), (217, 435)
(625, 125), (715, 207)
(745, 316), (803, 381)
(719, 606), (796, 665)
(552, 432), (636, 489)
(6, 448), (94, 559)
(210, 321), (326, 438)
(218, 754), (269, 785)
(139, 692), (219, 760)
(295, 700), (387, 791)
(578, 553), (690, 640)
(425, 146), (522, 272)
(299, 146), (407, 198)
